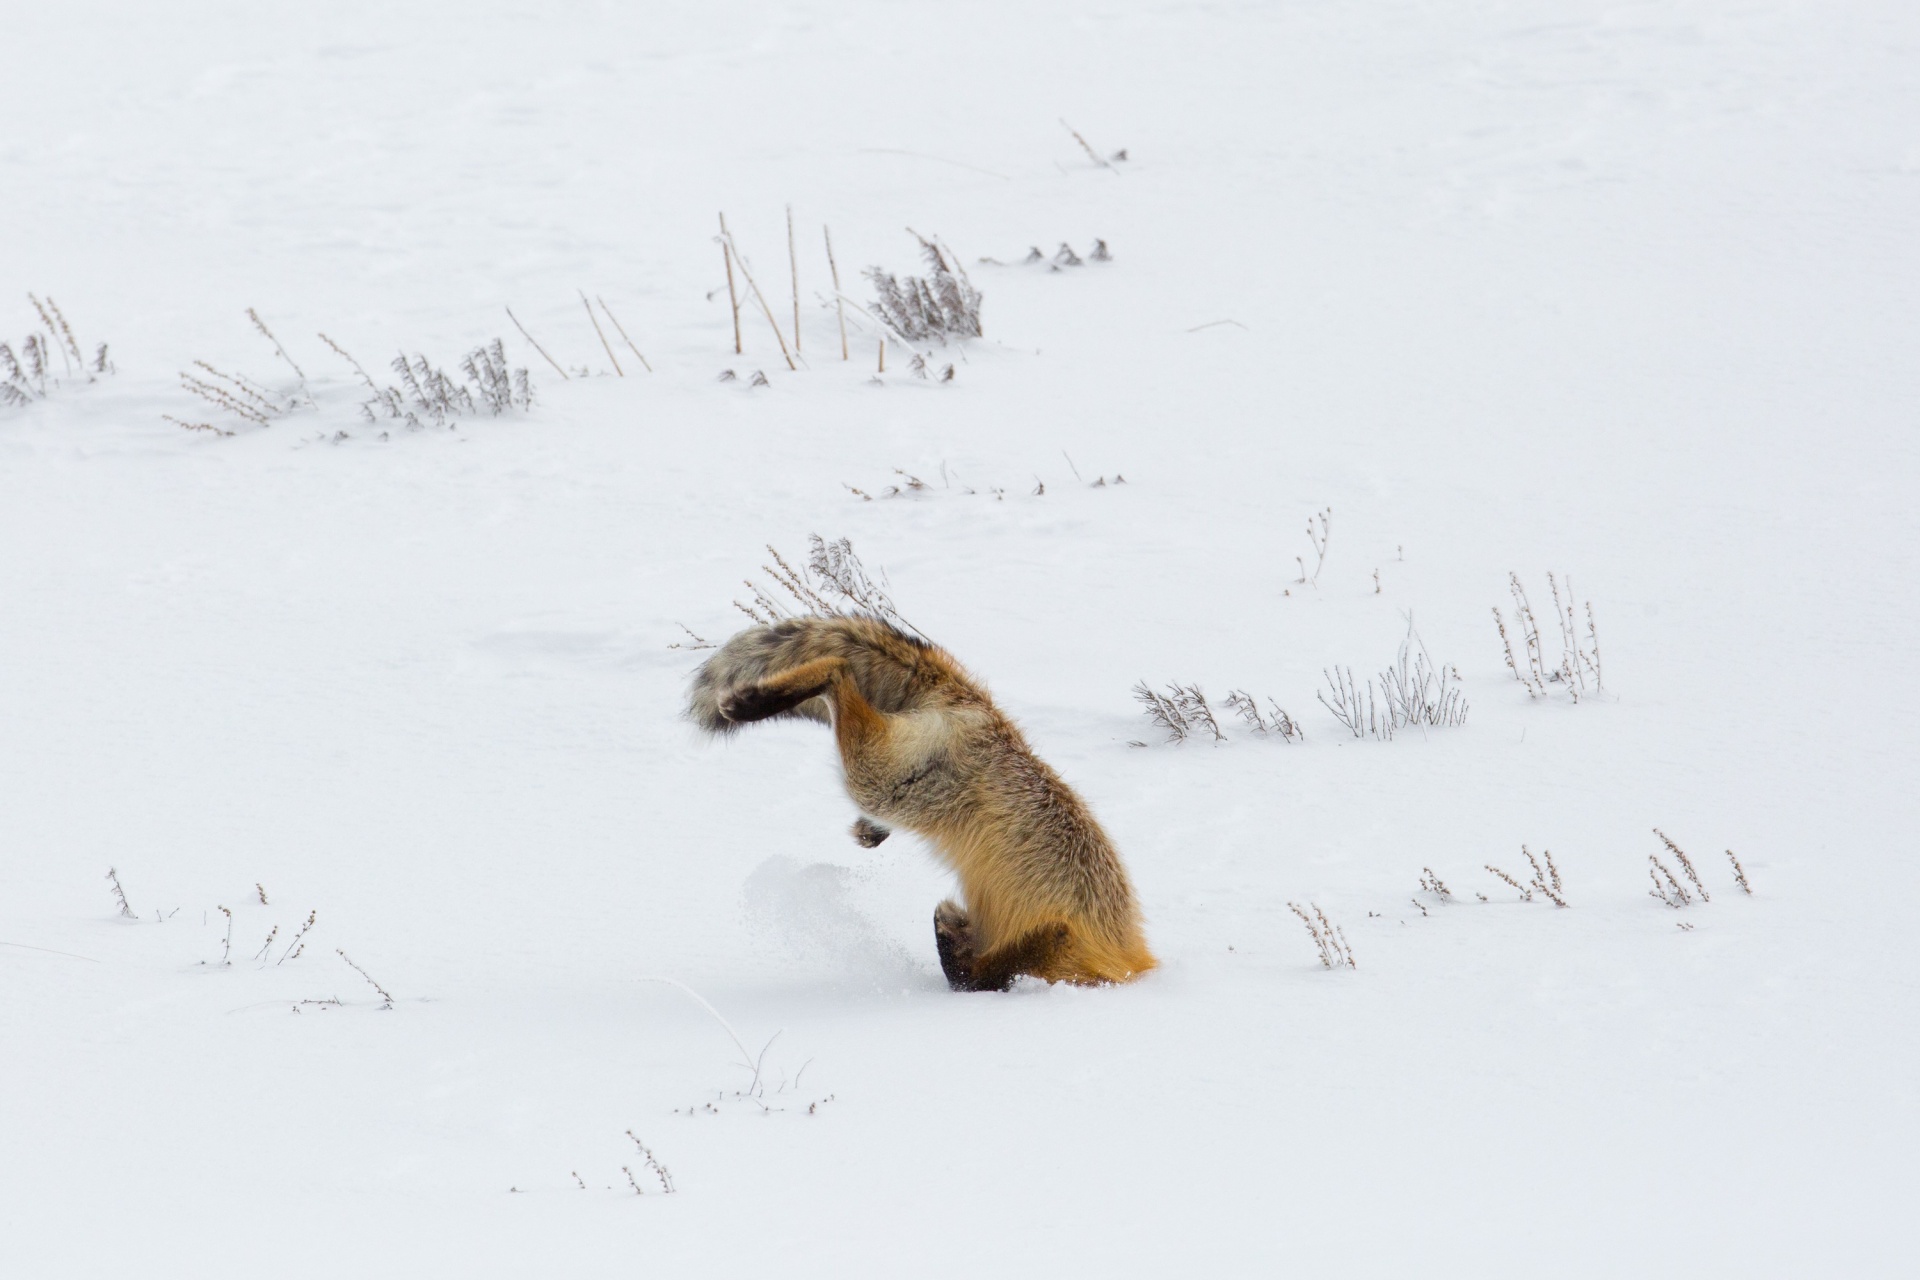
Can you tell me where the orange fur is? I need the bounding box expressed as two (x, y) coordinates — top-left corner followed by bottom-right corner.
(690, 617), (1155, 989)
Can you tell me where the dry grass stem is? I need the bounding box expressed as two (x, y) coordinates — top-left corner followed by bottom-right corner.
(719, 214), (743, 354)
(318, 333), (379, 390)
(1653, 829), (1709, 902)
(626, 1131), (676, 1193)
(278, 909), (317, 964)
(1648, 855), (1691, 908)
(1419, 867), (1453, 898)
(787, 204), (801, 355)
(1496, 573), (1603, 701)
(579, 292), (623, 375)
(595, 297), (652, 372)
(1521, 845), (1568, 907)
(1288, 902), (1356, 969)
(105, 867), (135, 919)
(1059, 118), (1120, 174)
(1484, 864), (1532, 901)
(1223, 689), (1305, 742)
(824, 226), (849, 360)
(717, 215), (796, 370)
(1297, 508), (1332, 585)
(1726, 849), (1752, 895)
(217, 905), (233, 964)
(246, 308), (306, 381)
(336, 949), (394, 1008)
(505, 306), (570, 380)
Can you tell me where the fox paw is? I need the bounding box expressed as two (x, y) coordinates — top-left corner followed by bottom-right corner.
(851, 817), (891, 848)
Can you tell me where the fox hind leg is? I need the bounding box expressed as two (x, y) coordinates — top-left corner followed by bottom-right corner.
(962, 921), (1072, 993)
(718, 657), (845, 724)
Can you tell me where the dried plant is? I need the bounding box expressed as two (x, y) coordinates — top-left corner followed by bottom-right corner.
(356, 341), (531, 429)
(180, 361), (285, 426)
(216, 905), (233, 965)
(1223, 690), (1305, 742)
(1288, 902), (1356, 970)
(1418, 867), (1453, 899)
(717, 213), (796, 369)
(1648, 855), (1691, 908)
(337, 948), (394, 1008)
(105, 867), (135, 919)
(1521, 845), (1567, 907)
(1726, 849), (1752, 895)
(1495, 573), (1603, 701)
(1132, 682), (1225, 743)
(865, 230), (982, 343)
(1318, 624), (1467, 741)
(1484, 863), (1533, 902)
(247, 307), (307, 384)
(6, 297), (111, 407)
(1653, 829), (1709, 902)
(1294, 508), (1332, 585)
(732, 535), (925, 639)
(278, 909), (317, 964)
(626, 1131), (676, 1193)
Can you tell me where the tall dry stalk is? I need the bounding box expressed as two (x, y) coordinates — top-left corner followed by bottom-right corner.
(579, 291), (623, 376)
(718, 214), (796, 370)
(787, 204), (800, 356)
(719, 214), (742, 354)
(824, 225), (848, 360)
(595, 297), (652, 372)
(505, 306), (569, 380)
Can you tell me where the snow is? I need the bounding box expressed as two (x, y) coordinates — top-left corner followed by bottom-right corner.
(3, 1), (1916, 1274)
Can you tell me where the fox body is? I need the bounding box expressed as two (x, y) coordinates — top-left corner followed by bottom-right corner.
(689, 616), (1155, 990)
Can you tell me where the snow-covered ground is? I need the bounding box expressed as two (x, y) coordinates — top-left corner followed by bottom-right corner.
(3, 1), (1916, 1274)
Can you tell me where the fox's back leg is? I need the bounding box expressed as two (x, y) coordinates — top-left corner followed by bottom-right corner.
(717, 656), (845, 724)
(933, 900), (1071, 992)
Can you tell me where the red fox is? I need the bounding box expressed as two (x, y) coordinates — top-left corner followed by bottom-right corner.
(689, 616), (1155, 990)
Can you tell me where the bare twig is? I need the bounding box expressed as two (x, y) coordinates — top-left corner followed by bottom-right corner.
(579, 292), (623, 376)
(595, 297), (652, 372)
(506, 306), (570, 380)
(247, 308), (306, 381)
(824, 226), (848, 361)
(718, 215), (796, 370)
(336, 948), (394, 1008)
(1060, 119), (1120, 175)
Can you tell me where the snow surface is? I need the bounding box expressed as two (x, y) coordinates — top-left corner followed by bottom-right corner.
(3, 1), (1916, 1274)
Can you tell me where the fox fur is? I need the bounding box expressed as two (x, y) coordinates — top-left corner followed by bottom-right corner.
(689, 615), (1155, 991)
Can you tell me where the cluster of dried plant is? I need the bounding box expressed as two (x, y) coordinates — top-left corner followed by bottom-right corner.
(1223, 690), (1305, 742)
(732, 534), (925, 640)
(1487, 845), (1567, 906)
(1495, 572), (1603, 700)
(979, 239), (1113, 270)
(1418, 867), (1453, 898)
(4, 295), (110, 408)
(355, 342), (533, 429)
(1132, 682), (1227, 744)
(1318, 626), (1468, 741)
(865, 231), (983, 343)
(1288, 902), (1357, 970)
(1649, 828), (1750, 908)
